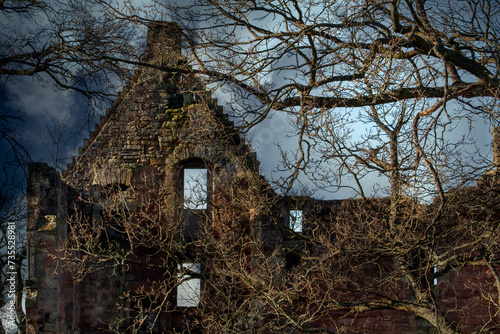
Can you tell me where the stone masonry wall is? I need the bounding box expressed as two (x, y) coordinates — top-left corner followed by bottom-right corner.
(26, 162), (66, 334)
(27, 22), (264, 333)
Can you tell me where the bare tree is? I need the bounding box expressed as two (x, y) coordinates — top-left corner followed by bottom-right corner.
(22, 0), (500, 333)
(0, 0), (152, 103)
(85, 1), (500, 332)
(125, 2), (500, 330)
(53, 157), (279, 333)
(56, 158), (500, 333)
(147, 0), (499, 190)
(75, 0), (500, 195)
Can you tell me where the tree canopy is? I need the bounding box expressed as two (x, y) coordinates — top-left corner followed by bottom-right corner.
(148, 0), (500, 198)
(0, 0), (140, 100)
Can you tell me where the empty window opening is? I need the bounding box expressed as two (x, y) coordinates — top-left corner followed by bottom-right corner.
(183, 168), (207, 209)
(177, 263), (201, 307)
(433, 264), (440, 286)
(289, 210), (303, 233)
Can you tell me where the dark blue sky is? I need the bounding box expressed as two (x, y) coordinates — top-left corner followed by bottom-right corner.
(0, 76), (103, 201)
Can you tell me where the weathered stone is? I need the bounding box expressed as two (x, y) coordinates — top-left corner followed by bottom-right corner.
(150, 157), (165, 166)
(26, 22), (262, 333)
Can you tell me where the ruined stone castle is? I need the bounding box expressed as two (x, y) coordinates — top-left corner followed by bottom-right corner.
(26, 22), (272, 333)
(26, 23), (500, 333)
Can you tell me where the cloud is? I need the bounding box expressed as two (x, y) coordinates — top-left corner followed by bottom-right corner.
(1, 76), (95, 167)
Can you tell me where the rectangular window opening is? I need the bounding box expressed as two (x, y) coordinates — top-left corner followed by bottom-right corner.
(177, 262), (201, 307)
(433, 264), (440, 286)
(289, 210), (303, 233)
(183, 168), (207, 209)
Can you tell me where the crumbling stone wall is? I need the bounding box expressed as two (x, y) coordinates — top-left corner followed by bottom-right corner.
(26, 22), (266, 333)
(26, 162), (68, 333)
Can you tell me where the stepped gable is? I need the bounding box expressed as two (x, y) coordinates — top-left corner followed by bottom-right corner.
(62, 22), (257, 189)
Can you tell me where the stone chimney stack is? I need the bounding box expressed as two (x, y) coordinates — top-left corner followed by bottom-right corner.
(145, 21), (183, 66)
(493, 127), (500, 168)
